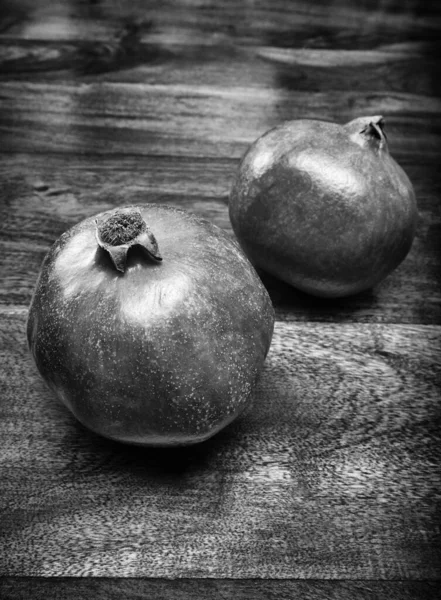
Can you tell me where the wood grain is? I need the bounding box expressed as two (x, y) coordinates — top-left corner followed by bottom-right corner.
(0, 0), (439, 105)
(1, 0), (440, 48)
(0, 37), (440, 97)
(1, 0), (441, 590)
(1, 311), (440, 578)
(1, 578), (440, 600)
(1, 80), (441, 159)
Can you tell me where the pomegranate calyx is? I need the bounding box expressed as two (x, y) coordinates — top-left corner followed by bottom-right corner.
(344, 115), (388, 153)
(95, 207), (162, 273)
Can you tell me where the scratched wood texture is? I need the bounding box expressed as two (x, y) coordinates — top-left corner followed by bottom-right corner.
(1, 311), (441, 582)
(1, 0), (441, 597)
(1, 579), (441, 600)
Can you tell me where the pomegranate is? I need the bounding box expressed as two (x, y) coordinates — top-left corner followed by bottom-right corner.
(229, 116), (418, 297)
(27, 205), (274, 446)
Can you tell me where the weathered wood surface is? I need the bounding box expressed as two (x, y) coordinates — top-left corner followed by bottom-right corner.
(1, 578), (440, 600)
(1, 0), (441, 594)
(1, 311), (440, 578)
(1, 81), (441, 159)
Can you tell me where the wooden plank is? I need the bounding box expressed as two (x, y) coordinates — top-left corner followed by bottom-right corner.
(0, 0), (440, 591)
(1, 0), (440, 48)
(0, 37), (439, 99)
(1, 311), (440, 578)
(1, 81), (441, 159)
(0, 154), (439, 324)
(0, 578), (440, 600)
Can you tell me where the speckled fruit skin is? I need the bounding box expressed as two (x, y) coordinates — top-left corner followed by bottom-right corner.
(27, 204), (275, 446)
(229, 116), (418, 297)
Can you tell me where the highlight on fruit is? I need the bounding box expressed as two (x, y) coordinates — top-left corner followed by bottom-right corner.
(27, 204), (275, 446)
(229, 116), (418, 298)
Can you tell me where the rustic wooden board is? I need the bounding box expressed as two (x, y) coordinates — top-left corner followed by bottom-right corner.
(0, 37), (440, 99)
(1, 0), (441, 593)
(1, 310), (440, 578)
(1, 80), (441, 159)
(2, 0), (440, 39)
(1, 578), (440, 600)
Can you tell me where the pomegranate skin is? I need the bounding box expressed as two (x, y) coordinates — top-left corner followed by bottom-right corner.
(229, 116), (418, 297)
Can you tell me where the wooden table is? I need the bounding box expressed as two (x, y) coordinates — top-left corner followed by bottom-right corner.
(1, 1), (440, 598)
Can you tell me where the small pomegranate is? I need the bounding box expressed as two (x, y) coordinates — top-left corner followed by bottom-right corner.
(229, 116), (418, 297)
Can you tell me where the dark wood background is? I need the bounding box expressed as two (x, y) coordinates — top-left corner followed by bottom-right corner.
(1, 1), (440, 598)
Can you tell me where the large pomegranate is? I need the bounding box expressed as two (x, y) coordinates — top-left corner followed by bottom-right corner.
(229, 116), (418, 297)
(27, 205), (274, 446)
